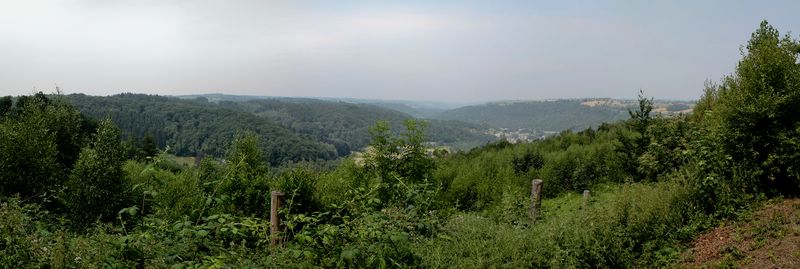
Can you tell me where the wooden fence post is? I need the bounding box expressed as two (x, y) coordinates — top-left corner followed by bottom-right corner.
(270, 190), (285, 247)
(530, 179), (543, 221)
(582, 190), (590, 208)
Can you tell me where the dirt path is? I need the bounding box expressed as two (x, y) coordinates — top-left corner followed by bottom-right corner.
(678, 199), (800, 268)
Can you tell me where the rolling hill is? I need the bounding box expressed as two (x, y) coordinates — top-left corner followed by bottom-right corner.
(210, 97), (496, 152)
(69, 94), (496, 165)
(67, 94), (338, 165)
(431, 98), (694, 132)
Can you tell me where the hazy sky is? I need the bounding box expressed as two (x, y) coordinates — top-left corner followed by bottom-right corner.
(1, 1), (798, 102)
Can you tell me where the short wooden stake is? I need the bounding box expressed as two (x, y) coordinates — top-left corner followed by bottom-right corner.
(529, 179), (543, 221)
(582, 190), (590, 208)
(270, 190), (285, 247)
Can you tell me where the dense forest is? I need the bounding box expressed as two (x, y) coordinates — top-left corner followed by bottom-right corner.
(69, 94), (496, 162)
(1, 21), (799, 268)
(184, 95), (455, 118)
(66, 94), (339, 165)
(214, 97), (495, 153)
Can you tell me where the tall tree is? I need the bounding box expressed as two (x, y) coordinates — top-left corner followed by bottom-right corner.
(219, 131), (271, 216)
(63, 119), (127, 225)
(0, 93), (85, 202)
(712, 21), (800, 194)
(141, 133), (159, 159)
(0, 96), (11, 118)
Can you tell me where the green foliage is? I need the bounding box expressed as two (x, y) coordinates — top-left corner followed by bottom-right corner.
(0, 93), (87, 205)
(271, 184), (441, 268)
(691, 81), (720, 122)
(63, 119), (128, 226)
(1, 197), (273, 268)
(636, 116), (695, 181)
(219, 132), (272, 217)
(0, 198), (44, 268)
(364, 120), (437, 206)
(511, 149), (544, 175)
(706, 20), (800, 195)
(417, 182), (703, 268)
(437, 124), (625, 210)
(615, 91), (655, 181)
(124, 158), (205, 221)
(220, 98), (497, 154)
(628, 89), (654, 134)
(122, 133), (160, 162)
(0, 96), (11, 119)
(275, 167), (321, 214)
(539, 141), (619, 196)
(0, 106), (61, 200)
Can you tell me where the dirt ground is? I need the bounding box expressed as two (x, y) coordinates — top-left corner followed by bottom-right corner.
(678, 199), (800, 268)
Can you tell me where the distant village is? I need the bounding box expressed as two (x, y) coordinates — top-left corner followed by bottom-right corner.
(488, 128), (557, 143)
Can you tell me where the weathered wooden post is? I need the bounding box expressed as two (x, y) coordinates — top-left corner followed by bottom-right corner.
(582, 190), (590, 208)
(529, 179), (543, 221)
(270, 190), (285, 247)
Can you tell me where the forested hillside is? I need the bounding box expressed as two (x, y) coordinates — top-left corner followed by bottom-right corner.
(70, 94), (495, 163)
(431, 98), (694, 132)
(1, 21), (798, 268)
(432, 99), (630, 130)
(216, 98), (495, 153)
(67, 94), (338, 165)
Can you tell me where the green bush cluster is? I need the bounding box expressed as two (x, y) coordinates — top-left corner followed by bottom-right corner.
(417, 182), (702, 268)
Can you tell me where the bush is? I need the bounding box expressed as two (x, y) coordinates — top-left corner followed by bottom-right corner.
(275, 166), (322, 214)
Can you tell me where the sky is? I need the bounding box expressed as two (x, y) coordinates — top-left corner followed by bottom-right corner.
(0, 0), (798, 102)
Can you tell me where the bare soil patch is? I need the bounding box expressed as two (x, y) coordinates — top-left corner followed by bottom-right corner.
(679, 199), (800, 268)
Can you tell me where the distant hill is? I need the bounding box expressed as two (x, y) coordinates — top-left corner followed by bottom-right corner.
(67, 94), (338, 165)
(358, 102), (444, 118)
(179, 94), (470, 118)
(431, 99), (628, 131)
(431, 99), (694, 132)
(69, 94), (495, 164)
(213, 98), (496, 152)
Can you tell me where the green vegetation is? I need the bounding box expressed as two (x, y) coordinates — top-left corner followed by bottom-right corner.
(432, 99), (630, 131)
(0, 21), (798, 268)
(67, 93), (338, 165)
(216, 98), (495, 153)
(69, 94), (495, 164)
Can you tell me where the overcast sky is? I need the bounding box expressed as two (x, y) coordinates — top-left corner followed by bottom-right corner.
(1, 1), (798, 102)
